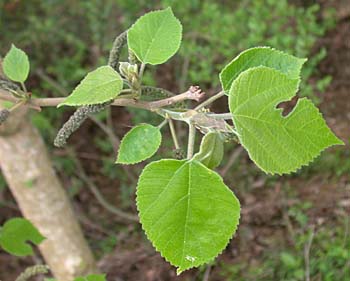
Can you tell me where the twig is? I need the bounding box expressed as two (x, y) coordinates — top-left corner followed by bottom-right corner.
(9, 100), (25, 112)
(20, 82), (27, 93)
(194, 91), (225, 111)
(74, 203), (114, 236)
(168, 117), (180, 149)
(0, 87), (203, 111)
(220, 147), (243, 177)
(69, 148), (139, 223)
(88, 115), (120, 152)
(304, 226), (315, 281)
(88, 115), (137, 183)
(157, 119), (168, 129)
(202, 264), (212, 281)
(139, 63), (146, 81)
(187, 123), (196, 159)
(206, 113), (232, 120)
(36, 68), (67, 96)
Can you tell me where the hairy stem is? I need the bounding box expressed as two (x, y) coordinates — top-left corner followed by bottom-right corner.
(157, 119), (168, 129)
(206, 113), (232, 120)
(0, 87), (201, 111)
(20, 82), (27, 93)
(139, 63), (146, 82)
(187, 123), (196, 159)
(168, 117), (180, 149)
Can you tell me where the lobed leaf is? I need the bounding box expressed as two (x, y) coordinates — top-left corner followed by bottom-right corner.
(127, 7), (182, 65)
(3, 44), (30, 83)
(0, 218), (45, 256)
(58, 66), (123, 107)
(229, 66), (343, 175)
(116, 124), (162, 164)
(193, 132), (224, 169)
(220, 47), (306, 93)
(136, 159), (240, 274)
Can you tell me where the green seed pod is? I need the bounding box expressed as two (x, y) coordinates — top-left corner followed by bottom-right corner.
(54, 101), (111, 147)
(108, 31), (127, 71)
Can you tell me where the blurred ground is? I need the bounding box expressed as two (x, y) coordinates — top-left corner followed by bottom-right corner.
(0, 1), (349, 281)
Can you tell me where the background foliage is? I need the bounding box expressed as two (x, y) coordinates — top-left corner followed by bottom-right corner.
(0, 1), (348, 280)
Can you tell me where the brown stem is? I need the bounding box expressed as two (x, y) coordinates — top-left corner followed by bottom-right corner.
(0, 86), (203, 111)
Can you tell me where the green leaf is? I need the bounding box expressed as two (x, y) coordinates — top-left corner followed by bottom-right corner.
(58, 66), (123, 107)
(136, 159), (240, 274)
(116, 124), (162, 164)
(74, 274), (106, 281)
(220, 47), (306, 93)
(229, 66), (343, 175)
(3, 44), (30, 83)
(193, 132), (224, 169)
(0, 218), (45, 256)
(127, 7), (182, 65)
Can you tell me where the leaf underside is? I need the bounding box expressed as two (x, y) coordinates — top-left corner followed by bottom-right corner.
(0, 218), (45, 256)
(3, 44), (30, 83)
(127, 7), (182, 65)
(136, 159), (240, 274)
(220, 46), (306, 93)
(116, 124), (162, 164)
(229, 66), (343, 175)
(58, 66), (123, 107)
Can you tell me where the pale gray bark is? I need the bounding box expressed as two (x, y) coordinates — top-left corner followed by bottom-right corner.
(0, 109), (98, 280)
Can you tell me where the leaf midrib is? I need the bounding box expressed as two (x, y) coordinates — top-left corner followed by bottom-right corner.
(143, 12), (168, 62)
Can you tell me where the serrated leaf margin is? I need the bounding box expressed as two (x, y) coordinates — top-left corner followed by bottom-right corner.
(136, 159), (241, 274)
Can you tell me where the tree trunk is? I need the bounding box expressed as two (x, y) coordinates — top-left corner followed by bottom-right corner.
(0, 108), (98, 280)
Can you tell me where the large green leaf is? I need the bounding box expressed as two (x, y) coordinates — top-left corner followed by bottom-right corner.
(137, 159), (240, 274)
(220, 47), (306, 93)
(116, 124), (162, 164)
(229, 66), (343, 175)
(193, 132), (224, 169)
(0, 218), (45, 256)
(58, 66), (123, 107)
(3, 44), (30, 83)
(127, 7), (182, 65)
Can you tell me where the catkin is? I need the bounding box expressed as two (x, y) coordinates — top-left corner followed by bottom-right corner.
(54, 31), (128, 147)
(0, 78), (19, 91)
(54, 101), (111, 147)
(0, 109), (10, 125)
(128, 48), (138, 64)
(108, 31), (128, 70)
(15, 265), (49, 281)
